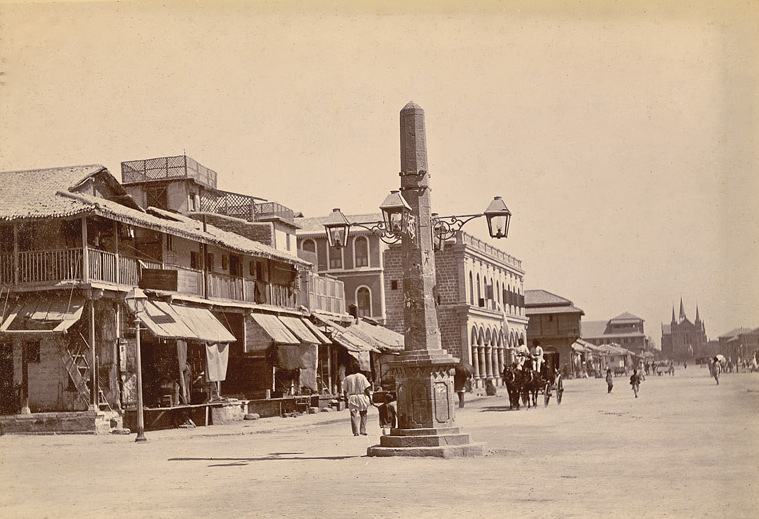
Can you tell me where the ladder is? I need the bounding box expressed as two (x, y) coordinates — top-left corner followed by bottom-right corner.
(61, 333), (112, 412)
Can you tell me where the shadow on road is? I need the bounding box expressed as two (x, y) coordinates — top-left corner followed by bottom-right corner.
(168, 454), (361, 465)
(480, 405), (520, 412)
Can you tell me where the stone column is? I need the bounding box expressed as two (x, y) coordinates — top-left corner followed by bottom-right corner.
(368, 102), (483, 457)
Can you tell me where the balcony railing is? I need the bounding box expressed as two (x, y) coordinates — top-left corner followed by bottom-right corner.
(208, 272), (244, 301)
(302, 272), (345, 315)
(0, 249), (345, 315)
(121, 155), (218, 189)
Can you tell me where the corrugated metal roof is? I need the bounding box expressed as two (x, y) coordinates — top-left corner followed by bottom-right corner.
(250, 313), (299, 345)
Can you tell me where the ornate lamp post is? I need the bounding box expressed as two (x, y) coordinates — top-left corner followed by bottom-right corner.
(124, 287), (148, 442)
(324, 102), (511, 457)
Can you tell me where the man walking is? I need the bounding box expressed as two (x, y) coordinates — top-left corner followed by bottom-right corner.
(342, 371), (372, 436)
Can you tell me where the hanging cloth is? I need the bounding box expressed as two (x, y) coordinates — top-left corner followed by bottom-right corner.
(205, 343), (229, 382)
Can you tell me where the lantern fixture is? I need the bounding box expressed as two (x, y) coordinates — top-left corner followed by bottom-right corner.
(323, 208), (351, 249)
(124, 287), (148, 316)
(379, 190), (412, 236)
(484, 196), (512, 239)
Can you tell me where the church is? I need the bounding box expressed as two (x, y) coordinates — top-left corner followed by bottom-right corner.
(661, 298), (708, 361)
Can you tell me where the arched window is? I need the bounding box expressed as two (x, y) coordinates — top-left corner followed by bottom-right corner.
(356, 286), (371, 317)
(469, 271), (474, 305)
(354, 236), (369, 268)
(328, 243), (343, 269)
(476, 274), (482, 306)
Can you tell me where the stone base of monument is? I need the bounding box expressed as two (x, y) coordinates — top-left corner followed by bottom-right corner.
(366, 426), (484, 458)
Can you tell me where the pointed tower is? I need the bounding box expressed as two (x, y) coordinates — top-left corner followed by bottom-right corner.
(671, 306), (676, 324)
(678, 297), (687, 322)
(695, 306), (701, 324)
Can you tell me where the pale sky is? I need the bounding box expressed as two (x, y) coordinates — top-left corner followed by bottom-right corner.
(1, 1), (757, 344)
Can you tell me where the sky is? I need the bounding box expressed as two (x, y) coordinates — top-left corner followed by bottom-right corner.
(1, 1), (757, 344)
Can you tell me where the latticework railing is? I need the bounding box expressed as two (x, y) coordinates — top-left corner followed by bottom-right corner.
(121, 155), (218, 189)
(200, 189), (259, 221)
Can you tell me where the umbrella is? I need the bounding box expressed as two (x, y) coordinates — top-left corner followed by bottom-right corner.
(454, 360), (475, 377)
(714, 354), (726, 363)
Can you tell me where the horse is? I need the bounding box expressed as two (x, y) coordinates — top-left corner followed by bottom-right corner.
(502, 364), (523, 410)
(521, 364), (543, 408)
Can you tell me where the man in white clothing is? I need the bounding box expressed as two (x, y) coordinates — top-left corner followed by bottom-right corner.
(531, 339), (544, 374)
(342, 371), (372, 436)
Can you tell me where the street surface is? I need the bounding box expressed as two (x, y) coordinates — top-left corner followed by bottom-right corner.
(1, 366), (757, 519)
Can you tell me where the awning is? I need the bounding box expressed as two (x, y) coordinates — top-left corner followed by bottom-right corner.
(250, 313), (299, 345)
(279, 316), (323, 344)
(0, 297), (85, 334)
(300, 318), (332, 344)
(138, 301), (234, 343)
(172, 305), (236, 343)
(344, 319), (404, 353)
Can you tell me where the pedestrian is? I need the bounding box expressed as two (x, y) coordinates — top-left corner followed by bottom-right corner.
(606, 368), (614, 393)
(454, 360), (474, 408)
(342, 370), (372, 436)
(376, 392), (397, 436)
(630, 369), (641, 398)
(711, 357), (721, 385)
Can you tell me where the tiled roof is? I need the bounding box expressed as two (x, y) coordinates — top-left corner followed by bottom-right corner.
(580, 320), (608, 338)
(525, 305), (584, 316)
(0, 166), (310, 267)
(610, 312), (642, 322)
(296, 213), (383, 235)
(524, 289), (572, 307)
(0, 165), (107, 221)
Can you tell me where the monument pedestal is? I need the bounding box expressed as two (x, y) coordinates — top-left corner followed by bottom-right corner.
(367, 350), (484, 458)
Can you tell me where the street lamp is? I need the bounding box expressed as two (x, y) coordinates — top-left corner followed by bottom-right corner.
(124, 287), (148, 442)
(324, 101), (511, 457)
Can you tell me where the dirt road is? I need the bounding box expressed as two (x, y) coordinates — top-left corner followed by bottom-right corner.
(1, 367), (757, 519)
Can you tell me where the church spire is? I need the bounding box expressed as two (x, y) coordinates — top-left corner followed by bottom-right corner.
(679, 297), (687, 322)
(695, 305), (701, 323)
(671, 306), (676, 324)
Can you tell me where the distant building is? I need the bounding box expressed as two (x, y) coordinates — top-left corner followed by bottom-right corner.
(296, 215), (527, 388)
(717, 328), (759, 364)
(525, 289), (584, 375)
(660, 298), (708, 361)
(582, 312), (647, 353)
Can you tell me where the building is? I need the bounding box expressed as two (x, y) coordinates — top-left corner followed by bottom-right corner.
(524, 289), (585, 376)
(582, 312), (647, 353)
(716, 328), (759, 366)
(0, 161), (350, 433)
(660, 299), (708, 361)
(297, 215), (527, 389)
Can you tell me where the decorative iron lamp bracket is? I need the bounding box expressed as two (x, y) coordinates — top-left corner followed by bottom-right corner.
(431, 213), (484, 244)
(349, 220), (404, 245)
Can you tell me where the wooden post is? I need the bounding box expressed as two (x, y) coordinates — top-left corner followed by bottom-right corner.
(113, 221), (120, 285)
(89, 299), (97, 409)
(12, 224), (18, 286)
(81, 218), (90, 283)
(20, 342), (30, 414)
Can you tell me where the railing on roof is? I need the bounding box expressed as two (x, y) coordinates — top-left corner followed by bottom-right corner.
(198, 190), (295, 224)
(460, 233), (522, 270)
(302, 271), (345, 315)
(121, 155), (218, 189)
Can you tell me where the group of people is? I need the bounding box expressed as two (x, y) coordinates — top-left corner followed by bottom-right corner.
(340, 371), (397, 437)
(605, 367), (642, 397)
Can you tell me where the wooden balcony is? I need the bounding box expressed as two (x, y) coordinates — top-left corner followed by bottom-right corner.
(0, 249), (343, 314)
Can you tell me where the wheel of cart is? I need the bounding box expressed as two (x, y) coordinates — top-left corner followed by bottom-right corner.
(543, 373), (564, 406)
(555, 374), (564, 404)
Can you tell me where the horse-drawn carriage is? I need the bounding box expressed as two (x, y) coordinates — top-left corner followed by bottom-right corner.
(502, 350), (564, 409)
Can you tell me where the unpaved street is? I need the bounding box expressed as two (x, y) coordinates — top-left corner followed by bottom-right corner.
(1, 367), (757, 519)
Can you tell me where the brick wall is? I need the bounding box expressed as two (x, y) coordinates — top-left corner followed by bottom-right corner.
(188, 213), (274, 246)
(383, 247), (404, 334)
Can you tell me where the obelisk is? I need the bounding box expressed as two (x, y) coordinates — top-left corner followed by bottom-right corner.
(367, 102), (484, 457)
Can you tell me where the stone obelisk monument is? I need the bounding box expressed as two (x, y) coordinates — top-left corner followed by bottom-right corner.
(367, 102), (484, 457)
